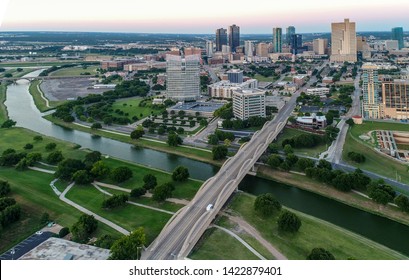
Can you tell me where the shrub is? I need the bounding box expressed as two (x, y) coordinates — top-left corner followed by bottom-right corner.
(254, 193), (282, 217)
(59, 227), (70, 238)
(172, 166), (189, 182)
(306, 248), (335, 260)
(110, 166), (133, 183)
(277, 210), (302, 233)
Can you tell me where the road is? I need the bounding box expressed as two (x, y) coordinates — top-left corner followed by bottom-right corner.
(141, 62), (327, 260)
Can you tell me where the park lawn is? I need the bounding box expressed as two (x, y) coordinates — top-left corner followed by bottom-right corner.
(0, 84), (8, 124)
(254, 74), (278, 83)
(227, 193), (407, 260)
(283, 76), (293, 82)
(49, 65), (99, 77)
(65, 184), (171, 244)
(273, 128), (327, 158)
(189, 228), (259, 260)
(0, 168), (121, 253)
(343, 131), (409, 187)
(350, 121), (409, 142)
(111, 97), (163, 121)
(29, 80), (65, 112)
(0, 127), (85, 161)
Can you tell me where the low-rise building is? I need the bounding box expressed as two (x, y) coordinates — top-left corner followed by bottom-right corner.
(233, 89), (266, 120)
(208, 79), (258, 99)
(306, 87), (330, 97)
(296, 114), (327, 129)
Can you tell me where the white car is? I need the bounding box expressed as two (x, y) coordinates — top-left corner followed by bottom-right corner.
(35, 231), (43, 235)
(206, 204), (214, 211)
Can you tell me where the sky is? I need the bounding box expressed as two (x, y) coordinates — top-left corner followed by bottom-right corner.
(0, 0), (408, 34)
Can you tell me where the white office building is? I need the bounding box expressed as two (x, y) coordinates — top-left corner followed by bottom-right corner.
(306, 88), (330, 97)
(208, 79), (258, 99)
(166, 54), (200, 101)
(206, 41), (214, 57)
(233, 89), (266, 120)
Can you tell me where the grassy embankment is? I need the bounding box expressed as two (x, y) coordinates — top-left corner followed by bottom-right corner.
(110, 97), (163, 121)
(273, 127), (327, 158)
(343, 121), (409, 185)
(191, 192), (407, 260)
(0, 84), (8, 124)
(28, 80), (65, 112)
(0, 127), (202, 252)
(44, 114), (219, 166)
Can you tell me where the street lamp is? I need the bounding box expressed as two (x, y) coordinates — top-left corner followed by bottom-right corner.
(137, 246), (142, 260)
(10, 249), (15, 260)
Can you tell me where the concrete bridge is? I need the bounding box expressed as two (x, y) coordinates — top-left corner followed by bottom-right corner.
(141, 91), (299, 260)
(0, 75), (97, 83)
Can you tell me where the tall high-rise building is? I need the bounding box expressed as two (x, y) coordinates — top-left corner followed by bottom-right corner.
(166, 54), (200, 101)
(256, 42), (269, 57)
(313, 38), (328, 55)
(330, 18), (357, 63)
(362, 63), (380, 119)
(215, 28), (227, 52)
(382, 80), (409, 119)
(244, 40), (254, 57)
(229, 24), (240, 52)
(273, 27), (282, 53)
(286, 26), (296, 45)
(206, 41), (214, 57)
(391, 27), (404, 50)
(290, 34), (303, 54)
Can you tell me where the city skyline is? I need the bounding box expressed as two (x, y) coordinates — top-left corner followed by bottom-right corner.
(0, 0), (408, 34)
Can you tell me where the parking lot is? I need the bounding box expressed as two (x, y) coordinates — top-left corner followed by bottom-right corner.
(40, 78), (107, 101)
(0, 231), (53, 260)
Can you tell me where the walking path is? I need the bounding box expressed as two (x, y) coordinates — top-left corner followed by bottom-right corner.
(37, 82), (50, 108)
(49, 178), (62, 196)
(28, 166), (55, 174)
(92, 183), (175, 215)
(60, 183), (130, 235)
(226, 214), (287, 260)
(212, 225), (266, 260)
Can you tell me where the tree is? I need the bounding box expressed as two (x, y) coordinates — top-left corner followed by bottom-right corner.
(285, 153), (298, 167)
(212, 145), (228, 160)
(59, 227), (70, 238)
(0, 204), (21, 227)
(47, 151), (64, 165)
(1, 119), (16, 128)
(111, 166), (133, 183)
(367, 180), (396, 205)
(277, 210), (302, 233)
(0, 197), (16, 211)
(152, 182), (175, 202)
(71, 214), (98, 243)
(347, 152), (366, 163)
(267, 154), (282, 169)
(130, 128), (145, 140)
(254, 193), (282, 217)
(0, 180), (11, 197)
(33, 135), (43, 141)
(172, 166), (189, 182)
(63, 115), (75, 122)
(130, 187), (147, 198)
(24, 143), (34, 150)
(142, 174), (157, 190)
(395, 195), (409, 213)
(15, 158), (28, 171)
(84, 151), (102, 167)
(346, 118), (354, 126)
(283, 144), (293, 155)
(306, 248), (335, 260)
(45, 142), (57, 151)
(55, 158), (85, 180)
(317, 159), (332, 170)
(109, 227), (146, 260)
(73, 170), (94, 185)
(208, 134), (219, 145)
(167, 133), (183, 147)
(90, 161), (111, 179)
(177, 127), (184, 134)
(296, 158), (315, 171)
(331, 173), (354, 192)
(26, 152), (42, 166)
(91, 122), (102, 129)
(102, 194), (128, 209)
(40, 212), (50, 225)
(268, 143), (279, 154)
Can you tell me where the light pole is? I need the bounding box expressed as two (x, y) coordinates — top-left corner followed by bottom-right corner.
(137, 246), (142, 260)
(10, 249), (15, 260)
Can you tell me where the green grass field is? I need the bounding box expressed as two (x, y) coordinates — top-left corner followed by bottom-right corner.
(111, 98), (163, 121)
(283, 76), (293, 82)
(0, 68), (33, 78)
(226, 193), (407, 260)
(28, 80), (65, 112)
(343, 121), (409, 185)
(49, 66), (99, 77)
(273, 128), (327, 158)
(0, 84), (8, 124)
(190, 228), (260, 260)
(65, 184), (171, 244)
(253, 74), (278, 83)
(0, 168), (121, 253)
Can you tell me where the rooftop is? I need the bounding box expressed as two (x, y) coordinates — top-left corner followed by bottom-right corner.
(171, 101), (224, 112)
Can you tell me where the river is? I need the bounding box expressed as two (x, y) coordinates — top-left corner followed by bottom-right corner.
(4, 71), (409, 256)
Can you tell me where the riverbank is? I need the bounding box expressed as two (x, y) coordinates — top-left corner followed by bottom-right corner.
(257, 166), (409, 226)
(44, 114), (221, 166)
(0, 84), (8, 123)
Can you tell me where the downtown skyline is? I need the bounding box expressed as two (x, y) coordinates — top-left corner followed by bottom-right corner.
(0, 0), (408, 34)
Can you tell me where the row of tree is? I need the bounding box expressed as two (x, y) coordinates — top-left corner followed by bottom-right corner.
(0, 181), (21, 228)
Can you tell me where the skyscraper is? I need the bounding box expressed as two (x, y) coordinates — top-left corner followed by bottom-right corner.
(330, 18), (357, 63)
(286, 26), (295, 45)
(215, 28), (227, 52)
(244, 40), (254, 57)
(313, 38), (328, 55)
(273, 27), (282, 53)
(206, 41), (214, 57)
(166, 54), (200, 101)
(229, 24), (240, 52)
(391, 27), (404, 50)
(256, 42), (269, 57)
(362, 63), (380, 119)
(290, 34), (303, 54)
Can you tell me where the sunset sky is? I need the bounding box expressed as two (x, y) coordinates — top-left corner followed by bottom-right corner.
(0, 0), (408, 33)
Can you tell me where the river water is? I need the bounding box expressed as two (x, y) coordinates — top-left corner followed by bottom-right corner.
(4, 71), (409, 256)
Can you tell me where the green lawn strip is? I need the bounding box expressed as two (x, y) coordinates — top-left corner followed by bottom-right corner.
(189, 227), (259, 260)
(0, 168), (120, 253)
(274, 128), (327, 157)
(254, 74), (278, 83)
(343, 131), (409, 188)
(0, 61), (85, 67)
(28, 80), (54, 112)
(227, 193), (406, 260)
(53, 179), (70, 193)
(65, 184), (171, 244)
(44, 115), (219, 165)
(111, 98), (162, 121)
(49, 66), (99, 77)
(0, 84), (8, 124)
